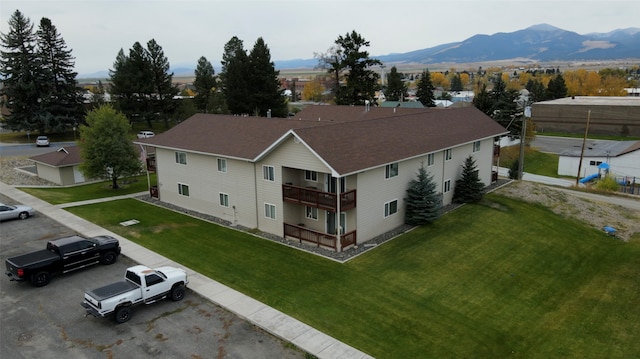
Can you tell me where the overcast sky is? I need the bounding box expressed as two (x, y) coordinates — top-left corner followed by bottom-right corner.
(1, 0), (639, 76)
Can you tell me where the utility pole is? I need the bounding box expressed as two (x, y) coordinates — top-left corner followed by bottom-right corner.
(575, 110), (592, 186)
(517, 105), (531, 180)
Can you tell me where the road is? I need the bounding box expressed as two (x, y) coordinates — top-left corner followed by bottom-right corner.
(0, 194), (304, 359)
(0, 141), (77, 158)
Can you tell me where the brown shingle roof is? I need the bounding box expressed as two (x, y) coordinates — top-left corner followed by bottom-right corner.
(30, 146), (82, 167)
(138, 106), (508, 175)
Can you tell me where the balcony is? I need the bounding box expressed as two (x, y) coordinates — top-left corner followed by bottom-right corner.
(282, 184), (356, 211)
(284, 223), (357, 252)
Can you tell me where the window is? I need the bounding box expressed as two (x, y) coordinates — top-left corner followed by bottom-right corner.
(219, 193), (229, 207)
(444, 179), (451, 193)
(264, 203), (276, 219)
(385, 163), (399, 179)
(427, 153), (435, 166)
(178, 183), (189, 196)
(473, 141), (481, 152)
(384, 200), (398, 217)
(217, 158), (227, 173)
(263, 165), (275, 181)
(445, 149), (452, 161)
(145, 273), (164, 287)
(175, 151), (187, 165)
(305, 170), (317, 182)
(305, 206), (318, 220)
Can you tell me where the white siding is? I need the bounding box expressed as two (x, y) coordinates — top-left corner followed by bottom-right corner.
(35, 164), (63, 185)
(156, 148), (258, 228)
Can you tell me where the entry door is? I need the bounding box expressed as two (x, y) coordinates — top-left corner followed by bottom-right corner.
(325, 174), (346, 194)
(326, 211), (346, 235)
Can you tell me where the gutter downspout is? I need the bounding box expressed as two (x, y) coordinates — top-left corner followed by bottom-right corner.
(336, 175), (342, 252)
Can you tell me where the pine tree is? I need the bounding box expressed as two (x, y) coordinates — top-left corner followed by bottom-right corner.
(193, 56), (217, 113)
(453, 156), (485, 203)
(489, 75), (520, 136)
(36, 17), (84, 132)
(79, 105), (142, 189)
(248, 37), (287, 117)
(508, 159), (520, 180)
(546, 74), (568, 100)
(450, 74), (463, 91)
(385, 66), (407, 101)
(405, 164), (441, 225)
(322, 31), (381, 106)
(416, 69), (436, 107)
(0, 10), (42, 132)
(146, 39), (177, 128)
(220, 36), (251, 115)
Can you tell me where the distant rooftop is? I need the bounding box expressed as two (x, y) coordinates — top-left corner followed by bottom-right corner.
(538, 96), (640, 106)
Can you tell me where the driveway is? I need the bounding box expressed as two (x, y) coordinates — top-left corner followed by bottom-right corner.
(0, 194), (304, 359)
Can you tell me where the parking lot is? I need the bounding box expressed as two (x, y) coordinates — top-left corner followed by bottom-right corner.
(0, 194), (304, 359)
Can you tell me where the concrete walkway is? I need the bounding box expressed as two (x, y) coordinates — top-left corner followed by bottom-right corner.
(0, 182), (374, 359)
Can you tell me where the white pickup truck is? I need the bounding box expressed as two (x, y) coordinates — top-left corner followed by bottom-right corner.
(81, 265), (188, 323)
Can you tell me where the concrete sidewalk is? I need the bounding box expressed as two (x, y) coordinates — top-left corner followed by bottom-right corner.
(0, 182), (374, 359)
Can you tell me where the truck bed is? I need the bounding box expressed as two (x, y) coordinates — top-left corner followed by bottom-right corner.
(6, 250), (58, 268)
(87, 281), (139, 301)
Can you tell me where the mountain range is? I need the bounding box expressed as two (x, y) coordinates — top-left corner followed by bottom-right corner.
(272, 24), (640, 70)
(79, 24), (640, 78)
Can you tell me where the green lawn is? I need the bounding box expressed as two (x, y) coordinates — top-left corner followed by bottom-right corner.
(501, 146), (560, 178)
(66, 195), (640, 358)
(18, 173), (155, 204)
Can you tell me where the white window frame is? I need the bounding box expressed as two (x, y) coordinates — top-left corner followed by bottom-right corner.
(264, 203), (276, 220)
(384, 199), (398, 217)
(427, 153), (435, 166)
(175, 151), (187, 165)
(217, 158), (227, 173)
(444, 179), (451, 193)
(385, 163), (399, 179)
(445, 149), (452, 161)
(178, 183), (190, 196)
(219, 192), (229, 207)
(305, 206), (318, 220)
(305, 170), (318, 182)
(473, 141), (481, 152)
(263, 165), (275, 181)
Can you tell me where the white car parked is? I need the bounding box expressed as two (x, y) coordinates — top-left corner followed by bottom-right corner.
(0, 203), (35, 221)
(136, 131), (155, 139)
(36, 136), (50, 147)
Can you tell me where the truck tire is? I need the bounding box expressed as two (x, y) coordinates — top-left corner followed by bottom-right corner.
(100, 251), (117, 265)
(18, 211), (29, 220)
(170, 285), (185, 301)
(31, 271), (51, 287)
(115, 306), (132, 323)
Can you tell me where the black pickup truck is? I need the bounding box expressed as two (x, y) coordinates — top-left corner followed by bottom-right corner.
(5, 235), (121, 287)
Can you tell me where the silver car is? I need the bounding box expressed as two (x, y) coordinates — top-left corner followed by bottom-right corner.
(0, 203), (35, 221)
(36, 136), (50, 147)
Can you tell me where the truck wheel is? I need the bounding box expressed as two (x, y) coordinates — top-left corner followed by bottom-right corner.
(100, 251), (117, 265)
(170, 285), (185, 301)
(18, 211), (29, 220)
(31, 271), (51, 287)
(115, 307), (131, 323)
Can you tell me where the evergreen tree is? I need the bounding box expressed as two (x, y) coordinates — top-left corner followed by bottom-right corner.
(79, 105), (142, 189)
(322, 30), (381, 106)
(508, 159), (520, 180)
(489, 75), (520, 136)
(0, 10), (42, 132)
(385, 66), (407, 101)
(450, 74), (463, 91)
(247, 37), (287, 117)
(36, 17), (84, 132)
(146, 39), (177, 128)
(416, 69), (436, 107)
(405, 164), (441, 225)
(109, 48), (136, 122)
(472, 83), (492, 114)
(220, 36), (251, 115)
(453, 156), (485, 203)
(193, 56), (216, 113)
(525, 79), (546, 103)
(546, 74), (568, 100)
(127, 41), (154, 127)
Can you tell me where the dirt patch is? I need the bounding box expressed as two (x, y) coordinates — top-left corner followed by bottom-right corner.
(494, 181), (640, 241)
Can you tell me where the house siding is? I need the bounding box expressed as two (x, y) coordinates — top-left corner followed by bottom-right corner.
(156, 148), (258, 228)
(35, 164), (63, 185)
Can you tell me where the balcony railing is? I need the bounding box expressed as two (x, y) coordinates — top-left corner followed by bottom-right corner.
(284, 223), (357, 252)
(282, 184), (356, 211)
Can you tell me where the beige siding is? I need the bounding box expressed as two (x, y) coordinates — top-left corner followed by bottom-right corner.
(256, 136), (333, 236)
(36, 164), (63, 185)
(156, 148), (258, 228)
